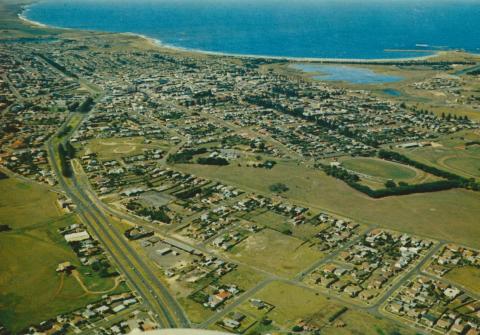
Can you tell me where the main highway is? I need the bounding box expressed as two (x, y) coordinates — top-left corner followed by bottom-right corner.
(47, 112), (190, 329)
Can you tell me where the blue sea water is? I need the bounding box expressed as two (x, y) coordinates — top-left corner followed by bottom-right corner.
(291, 64), (402, 84)
(25, 0), (480, 60)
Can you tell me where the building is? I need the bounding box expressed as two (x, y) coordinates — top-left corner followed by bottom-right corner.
(64, 231), (90, 243)
(56, 261), (74, 273)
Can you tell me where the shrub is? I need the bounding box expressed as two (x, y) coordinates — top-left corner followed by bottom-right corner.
(269, 182), (289, 193)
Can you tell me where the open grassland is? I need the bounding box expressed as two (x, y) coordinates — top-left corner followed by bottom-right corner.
(0, 178), (125, 333)
(252, 281), (339, 328)
(240, 210), (290, 233)
(250, 281), (415, 335)
(321, 309), (416, 335)
(229, 228), (322, 277)
(177, 296), (214, 325)
(444, 266), (480, 293)
(218, 265), (267, 291)
(442, 156), (480, 177)
(175, 160), (480, 248)
(241, 209), (320, 240)
(0, 178), (60, 228)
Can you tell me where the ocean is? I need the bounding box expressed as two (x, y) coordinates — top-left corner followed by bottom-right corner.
(24, 0), (480, 60)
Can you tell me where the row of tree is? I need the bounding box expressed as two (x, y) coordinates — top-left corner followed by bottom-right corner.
(35, 53), (79, 78)
(166, 147), (207, 164)
(57, 125), (72, 138)
(319, 164), (467, 198)
(67, 96), (95, 113)
(174, 184), (219, 201)
(58, 141), (75, 178)
(350, 179), (462, 198)
(440, 113), (469, 122)
(196, 157), (229, 166)
(320, 149), (479, 198)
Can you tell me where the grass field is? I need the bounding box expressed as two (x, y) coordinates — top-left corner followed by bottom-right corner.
(242, 209), (320, 240)
(252, 281), (339, 328)
(443, 156), (480, 178)
(175, 160), (480, 248)
(321, 309), (416, 335)
(0, 179), (60, 228)
(241, 209), (290, 232)
(249, 281), (415, 334)
(339, 156), (440, 190)
(341, 157), (418, 180)
(229, 228), (322, 277)
(0, 178), (125, 333)
(80, 136), (171, 161)
(178, 296), (214, 325)
(444, 266), (480, 293)
(218, 265), (267, 291)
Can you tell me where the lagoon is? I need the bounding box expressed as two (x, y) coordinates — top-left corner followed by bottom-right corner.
(291, 64), (403, 84)
(383, 89), (402, 96)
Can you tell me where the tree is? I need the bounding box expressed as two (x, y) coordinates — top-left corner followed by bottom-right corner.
(78, 96), (94, 113)
(291, 325), (303, 332)
(58, 143), (72, 177)
(385, 180), (397, 188)
(197, 157), (229, 166)
(65, 141), (75, 159)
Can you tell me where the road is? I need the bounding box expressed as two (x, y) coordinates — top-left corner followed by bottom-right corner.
(71, 162), (190, 326)
(373, 241), (444, 309)
(59, 130), (459, 335)
(36, 52), (192, 328)
(60, 113), (457, 335)
(294, 227), (375, 281)
(199, 278), (274, 328)
(47, 112), (190, 328)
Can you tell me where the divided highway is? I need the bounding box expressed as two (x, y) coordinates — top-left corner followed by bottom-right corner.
(47, 113), (189, 328)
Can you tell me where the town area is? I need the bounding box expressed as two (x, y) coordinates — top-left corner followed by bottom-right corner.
(1, 2), (480, 335)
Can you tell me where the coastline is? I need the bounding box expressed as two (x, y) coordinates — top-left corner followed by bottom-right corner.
(18, 6), (72, 31)
(147, 37), (438, 63)
(16, 2), (443, 64)
(18, 14), (46, 29)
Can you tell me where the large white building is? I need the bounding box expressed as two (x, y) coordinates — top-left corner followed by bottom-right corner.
(64, 230), (90, 242)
